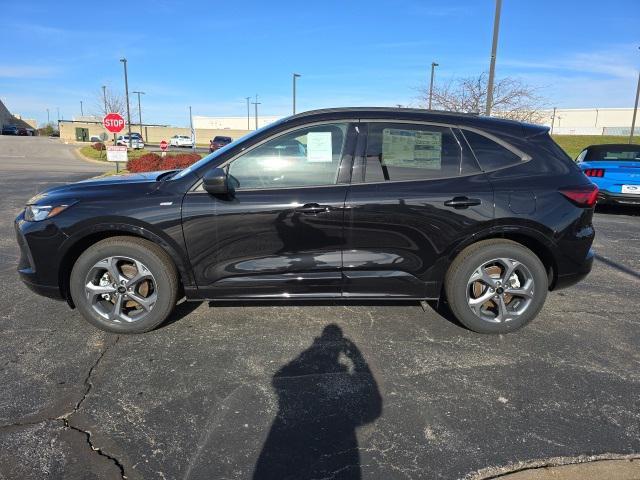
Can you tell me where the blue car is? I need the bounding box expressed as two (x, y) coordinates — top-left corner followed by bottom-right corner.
(576, 143), (640, 205)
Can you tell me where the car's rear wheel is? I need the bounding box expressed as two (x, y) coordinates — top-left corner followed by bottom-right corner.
(444, 239), (548, 334)
(70, 236), (179, 333)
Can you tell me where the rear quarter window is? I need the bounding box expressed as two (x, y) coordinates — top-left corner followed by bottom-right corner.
(462, 130), (522, 171)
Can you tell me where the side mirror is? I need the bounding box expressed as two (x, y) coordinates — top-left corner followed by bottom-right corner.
(202, 167), (229, 195)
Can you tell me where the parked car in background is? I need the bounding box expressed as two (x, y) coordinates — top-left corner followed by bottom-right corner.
(209, 135), (233, 152)
(2, 125), (19, 135)
(116, 133), (145, 150)
(90, 135), (104, 143)
(577, 143), (640, 205)
(15, 107), (596, 335)
(17, 127), (29, 136)
(170, 135), (194, 147)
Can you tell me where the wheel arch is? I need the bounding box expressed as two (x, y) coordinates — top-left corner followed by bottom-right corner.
(439, 225), (559, 291)
(58, 223), (194, 307)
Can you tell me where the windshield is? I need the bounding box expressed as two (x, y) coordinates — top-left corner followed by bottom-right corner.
(172, 123), (280, 180)
(586, 145), (640, 161)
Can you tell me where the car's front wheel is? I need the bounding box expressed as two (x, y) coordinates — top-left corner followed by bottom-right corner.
(444, 239), (548, 334)
(70, 236), (179, 333)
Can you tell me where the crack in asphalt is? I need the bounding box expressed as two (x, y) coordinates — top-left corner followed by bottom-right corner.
(467, 453), (640, 479)
(0, 335), (126, 478)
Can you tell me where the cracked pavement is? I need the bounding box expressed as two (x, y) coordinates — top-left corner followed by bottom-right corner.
(0, 136), (639, 479)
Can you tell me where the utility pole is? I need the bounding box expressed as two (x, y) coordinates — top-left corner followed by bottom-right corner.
(46, 108), (50, 124)
(189, 106), (195, 151)
(251, 94), (261, 130)
(550, 107), (557, 134)
(630, 71), (640, 143)
(102, 85), (107, 113)
(246, 96), (251, 130)
(428, 62), (438, 110)
(132, 91), (145, 135)
(80, 101), (83, 116)
(485, 0), (502, 116)
(57, 107), (60, 121)
(292, 73), (301, 114)
(120, 58), (133, 148)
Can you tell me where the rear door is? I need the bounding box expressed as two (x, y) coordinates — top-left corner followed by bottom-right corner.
(343, 121), (494, 299)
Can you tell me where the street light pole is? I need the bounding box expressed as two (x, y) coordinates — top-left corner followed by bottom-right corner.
(246, 96), (251, 130)
(46, 108), (49, 124)
(251, 94), (261, 130)
(120, 58), (133, 149)
(630, 71), (640, 144)
(485, 0), (502, 116)
(102, 85), (107, 114)
(428, 62), (438, 110)
(292, 73), (301, 114)
(550, 107), (557, 134)
(80, 101), (83, 116)
(132, 91), (145, 136)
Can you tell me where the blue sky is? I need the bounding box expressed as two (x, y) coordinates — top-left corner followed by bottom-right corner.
(1, 0), (638, 126)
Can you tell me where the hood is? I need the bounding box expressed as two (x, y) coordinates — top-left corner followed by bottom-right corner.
(26, 170), (174, 205)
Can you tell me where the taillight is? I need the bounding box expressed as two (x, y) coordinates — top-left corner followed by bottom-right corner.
(559, 185), (599, 208)
(583, 168), (605, 178)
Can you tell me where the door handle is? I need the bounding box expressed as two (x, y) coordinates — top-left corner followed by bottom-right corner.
(444, 196), (481, 209)
(296, 203), (331, 214)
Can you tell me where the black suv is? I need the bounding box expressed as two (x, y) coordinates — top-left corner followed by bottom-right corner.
(15, 108), (596, 334)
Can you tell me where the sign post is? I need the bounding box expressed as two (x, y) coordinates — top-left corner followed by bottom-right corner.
(160, 139), (168, 157)
(103, 113), (126, 172)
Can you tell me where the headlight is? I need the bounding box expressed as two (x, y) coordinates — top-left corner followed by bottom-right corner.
(24, 204), (72, 222)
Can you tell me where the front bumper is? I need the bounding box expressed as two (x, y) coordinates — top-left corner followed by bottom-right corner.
(598, 190), (640, 206)
(15, 214), (65, 301)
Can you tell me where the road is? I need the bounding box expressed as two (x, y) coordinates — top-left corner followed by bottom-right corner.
(0, 135), (638, 480)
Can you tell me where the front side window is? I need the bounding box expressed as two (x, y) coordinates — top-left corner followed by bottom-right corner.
(228, 123), (349, 189)
(364, 123), (462, 182)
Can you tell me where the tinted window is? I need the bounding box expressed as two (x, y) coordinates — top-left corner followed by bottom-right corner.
(462, 130), (522, 171)
(364, 123), (462, 182)
(228, 123), (348, 189)
(585, 145), (640, 161)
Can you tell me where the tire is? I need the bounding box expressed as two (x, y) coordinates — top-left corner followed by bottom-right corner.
(70, 236), (179, 334)
(444, 239), (548, 334)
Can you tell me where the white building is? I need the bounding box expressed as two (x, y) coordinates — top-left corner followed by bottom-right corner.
(540, 108), (636, 135)
(193, 115), (282, 130)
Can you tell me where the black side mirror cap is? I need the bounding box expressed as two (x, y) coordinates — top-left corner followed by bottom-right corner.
(202, 167), (229, 195)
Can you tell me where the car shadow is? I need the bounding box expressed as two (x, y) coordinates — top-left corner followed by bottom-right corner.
(253, 324), (382, 480)
(595, 204), (640, 216)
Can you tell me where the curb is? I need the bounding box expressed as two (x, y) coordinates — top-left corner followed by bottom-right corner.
(73, 147), (110, 165)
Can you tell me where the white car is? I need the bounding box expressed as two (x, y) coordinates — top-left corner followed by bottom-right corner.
(169, 135), (194, 147)
(116, 134), (145, 150)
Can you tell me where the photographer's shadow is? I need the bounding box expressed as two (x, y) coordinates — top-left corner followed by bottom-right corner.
(253, 324), (382, 480)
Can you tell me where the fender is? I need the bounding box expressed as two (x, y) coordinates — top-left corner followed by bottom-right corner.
(58, 218), (196, 289)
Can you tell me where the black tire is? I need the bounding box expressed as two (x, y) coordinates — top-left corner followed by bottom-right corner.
(444, 239), (548, 334)
(70, 236), (179, 334)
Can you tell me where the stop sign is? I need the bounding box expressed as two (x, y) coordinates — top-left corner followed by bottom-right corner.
(103, 113), (125, 133)
(160, 140), (168, 151)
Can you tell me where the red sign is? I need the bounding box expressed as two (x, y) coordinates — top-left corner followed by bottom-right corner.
(160, 140), (168, 151)
(103, 113), (125, 133)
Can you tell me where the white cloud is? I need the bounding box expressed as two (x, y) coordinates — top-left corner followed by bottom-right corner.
(0, 65), (60, 78)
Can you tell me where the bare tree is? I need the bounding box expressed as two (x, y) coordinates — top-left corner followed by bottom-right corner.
(418, 72), (547, 123)
(93, 87), (138, 119)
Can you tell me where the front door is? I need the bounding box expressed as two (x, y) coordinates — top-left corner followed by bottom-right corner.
(182, 122), (357, 299)
(344, 121), (494, 299)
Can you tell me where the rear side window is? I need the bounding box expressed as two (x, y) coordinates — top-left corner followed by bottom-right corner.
(462, 130), (522, 171)
(364, 123), (462, 182)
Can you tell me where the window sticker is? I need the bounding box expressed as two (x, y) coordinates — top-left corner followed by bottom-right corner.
(306, 132), (333, 163)
(382, 128), (442, 169)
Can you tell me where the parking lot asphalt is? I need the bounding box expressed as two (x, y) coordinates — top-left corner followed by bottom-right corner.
(0, 135), (638, 480)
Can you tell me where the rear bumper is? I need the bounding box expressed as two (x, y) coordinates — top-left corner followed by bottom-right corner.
(553, 248), (594, 290)
(598, 190), (640, 205)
